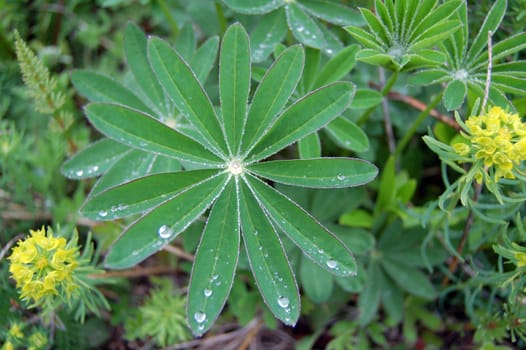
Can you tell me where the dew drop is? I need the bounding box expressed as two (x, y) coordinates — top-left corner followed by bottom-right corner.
(326, 260), (338, 269)
(92, 165), (99, 172)
(158, 225), (173, 239)
(75, 170), (84, 177)
(204, 289), (212, 297)
(194, 311), (206, 324)
(277, 296), (290, 308)
(198, 324), (205, 331)
(98, 210), (108, 218)
(326, 48), (333, 55)
(211, 274), (219, 281)
(337, 174), (346, 181)
(297, 26), (305, 32)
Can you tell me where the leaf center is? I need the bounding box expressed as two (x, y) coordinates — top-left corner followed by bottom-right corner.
(227, 158), (245, 176)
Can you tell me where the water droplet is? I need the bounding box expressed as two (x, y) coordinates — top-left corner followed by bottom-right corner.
(158, 225), (173, 239)
(92, 165), (99, 172)
(204, 289), (212, 297)
(118, 203), (128, 211)
(194, 312), (206, 324)
(211, 274), (219, 281)
(75, 170), (84, 177)
(327, 260), (338, 269)
(98, 210), (108, 218)
(277, 296), (290, 308)
(337, 174), (346, 181)
(297, 26), (305, 32)
(318, 248), (324, 254)
(326, 48), (333, 55)
(254, 230), (258, 236)
(198, 324), (205, 331)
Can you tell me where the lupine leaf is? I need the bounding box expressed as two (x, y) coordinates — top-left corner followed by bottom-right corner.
(241, 45), (304, 155)
(299, 47), (321, 94)
(222, 0), (284, 14)
(124, 23), (166, 115)
(81, 170), (219, 220)
(300, 257), (334, 303)
(298, 133), (321, 159)
(190, 36), (220, 83)
(325, 117), (370, 152)
(248, 82), (355, 162)
(473, 32), (526, 70)
(220, 23), (250, 155)
(285, 2), (327, 49)
(380, 257), (437, 299)
(358, 261), (383, 325)
(187, 180), (239, 336)
(312, 44), (359, 89)
(250, 9), (288, 63)
(62, 138), (129, 179)
(248, 158), (377, 188)
(298, 0), (363, 26)
(174, 23), (196, 61)
(148, 37), (229, 157)
(104, 173), (229, 269)
(345, 26), (385, 51)
(350, 89), (383, 109)
(71, 70), (154, 115)
(359, 8), (390, 45)
(245, 175), (357, 276)
(443, 79), (467, 111)
(85, 103), (224, 165)
(90, 150), (181, 195)
(239, 181), (300, 325)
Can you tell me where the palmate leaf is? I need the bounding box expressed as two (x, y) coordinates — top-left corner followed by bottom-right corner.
(73, 23), (378, 335)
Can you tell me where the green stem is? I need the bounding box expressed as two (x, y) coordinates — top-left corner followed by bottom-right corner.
(215, 1), (227, 35)
(158, 0), (179, 37)
(357, 70), (399, 125)
(394, 91), (443, 159)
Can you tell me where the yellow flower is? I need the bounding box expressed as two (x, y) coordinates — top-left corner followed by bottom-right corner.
(1, 341), (15, 350)
(514, 251), (526, 268)
(7, 323), (23, 339)
(453, 106), (526, 182)
(8, 227), (79, 305)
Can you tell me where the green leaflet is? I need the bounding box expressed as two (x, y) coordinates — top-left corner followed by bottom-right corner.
(81, 169), (219, 220)
(300, 257), (333, 303)
(298, 0), (363, 26)
(124, 23), (166, 115)
(61, 138), (129, 179)
(85, 103), (224, 166)
(104, 173), (229, 269)
(239, 181), (300, 325)
(241, 45), (304, 155)
(222, 0), (284, 14)
(71, 70), (154, 115)
(187, 180), (240, 336)
(248, 158), (378, 188)
(247, 82), (355, 162)
(298, 133), (321, 159)
(190, 36), (220, 84)
(148, 37), (229, 157)
(245, 174), (357, 276)
(285, 2), (327, 50)
(219, 23), (250, 155)
(325, 117), (370, 152)
(250, 10), (288, 63)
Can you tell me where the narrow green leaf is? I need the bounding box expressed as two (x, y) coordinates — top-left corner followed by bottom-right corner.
(300, 257), (333, 303)
(380, 257), (437, 299)
(245, 175), (357, 276)
(409, 0), (463, 46)
(410, 0), (438, 34)
(312, 45), (359, 89)
(124, 23), (166, 114)
(350, 89), (382, 109)
(62, 138), (129, 179)
(222, 0), (284, 14)
(241, 45), (304, 155)
(220, 23), (251, 155)
(492, 62), (526, 76)
(358, 261), (383, 325)
(474, 33), (526, 71)
(250, 9), (288, 63)
(325, 117), (370, 152)
(375, 0), (394, 33)
(90, 150), (180, 195)
(249, 158), (377, 188)
(148, 37), (228, 157)
(359, 8), (391, 45)
(443, 79), (467, 111)
(187, 181), (239, 336)
(285, 2), (327, 49)
(248, 82), (355, 162)
(410, 21), (461, 51)
(82, 169), (219, 220)
(374, 156), (396, 216)
(299, 0), (363, 26)
(174, 22), (196, 61)
(298, 133), (321, 159)
(407, 69), (449, 86)
(85, 103), (224, 165)
(344, 26), (385, 51)
(71, 70), (154, 115)
(319, 23), (344, 56)
(492, 75), (526, 94)
(299, 47), (321, 95)
(355, 49), (393, 67)
(104, 173), (229, 269)
(190, 36), (220, 84)
(465, 0), (507, 64)
(239, 181), (299, 325)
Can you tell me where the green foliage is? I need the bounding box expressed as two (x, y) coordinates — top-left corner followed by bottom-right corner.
(124, 278), (191, 347)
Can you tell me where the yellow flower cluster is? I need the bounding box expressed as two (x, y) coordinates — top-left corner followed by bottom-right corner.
(8, 227), (79, 304)
(453, 106), (526, 181)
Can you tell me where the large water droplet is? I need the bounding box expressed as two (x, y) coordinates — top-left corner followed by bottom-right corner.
(277, 296), (290, 308)
(204, 289), (212, 297)
(337, 174), (346, 181)
(158, 225), (173, 239)
(98, 210), (108, 218)
(75, 170), (84, 177)
(327, 260), (338, 269)
(194, 311), (206, 324)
